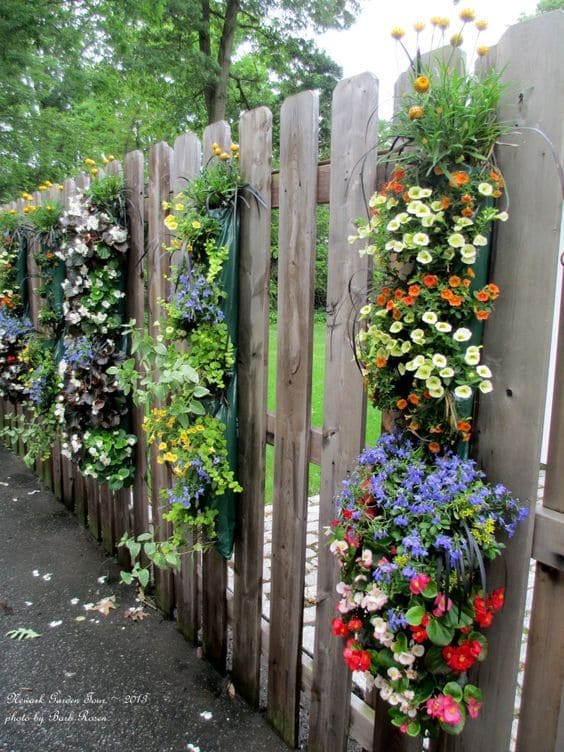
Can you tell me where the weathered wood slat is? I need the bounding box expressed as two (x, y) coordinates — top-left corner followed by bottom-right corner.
(266, 411), (322, 465)
(124, 149), (148, 556)
(232, 105), (273, 706)
(201, 120), (231, 672)
(266, 90), (319, 747)
(271, 162), (330, 208)
(447, 13), (564, 752)
(170, 132), (203, 645)
(307, 72), (378, 752)
(532, 507), (564, 570)
(147, 141), (175, 615)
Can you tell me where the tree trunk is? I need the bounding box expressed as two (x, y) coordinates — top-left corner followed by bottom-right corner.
(212, 0), (240, 123)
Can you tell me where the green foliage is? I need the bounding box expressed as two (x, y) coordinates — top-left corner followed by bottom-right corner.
(86, 175), (126, 223)
(186, 322), (235, 390)
(28, 202), (63, 234)
(81, 428), (137, 490)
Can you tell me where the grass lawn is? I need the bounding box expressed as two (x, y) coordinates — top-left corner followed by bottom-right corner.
(265, 316), (381, 501)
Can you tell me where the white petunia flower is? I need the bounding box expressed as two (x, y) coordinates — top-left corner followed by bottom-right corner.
(453, 327), (472, 342)
(432, 354), (447, 368)
(435, 321), (452, 333)
(439, 367), (455, 379)
(448, 233), (465, 248)
(416, 249), (433, 264)
(474, 234), (488, 246)
(422, 311), (438, 325)
(479, 380), (493, 393)
(390, 321), (403, 333)
(496, 211), (509, 222)
(413, 232), (430, 246)
(478, 182), (493, 196)
(477, 364), (492, 378)
(387, 219), (401, 232)
(464, 345), (481, 365)
(454, 385), (473, 399)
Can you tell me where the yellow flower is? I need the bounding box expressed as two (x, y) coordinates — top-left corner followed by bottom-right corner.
(103, 158), (109, 165)
(391, 27), (405, 40)
(58, 184), (64, 190)
(413, 21), (425, 32)
(38, 185), (47, 191)
(413, 75), (430, 94)
(158, 441), (167, 451)
(475, 19), (488, 31)
(107, 154), (115, 161)
(84, 158), (96, 166)
(8, 209), (16, 214)
(430, 16), (441, 26)
(163, 452), (178, 463)
(175, 202), (185, 211)
(164, 214), (178, 231)
(211, 142), (219, 150)
(157, 455), (165, 465)
(437, 17), (450, 30)
(90, 167), (99, 175)
(219, 152), (230, 161)
(476, 45), (490, 57)
(459, 8), (476, 23)
(191, 220), (201, 229)
(23, 206), (30, 214)
(230, 143), (239, 152)
(408, 105), (424, 120)
(450, 33), (464, 47)
(162, 200), (171, 210)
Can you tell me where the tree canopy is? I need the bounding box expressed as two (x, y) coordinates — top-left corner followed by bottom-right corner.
(0, 0), (359, 201)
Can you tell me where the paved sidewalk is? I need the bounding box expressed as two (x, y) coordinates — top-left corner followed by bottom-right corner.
(0, 443), (289, 752)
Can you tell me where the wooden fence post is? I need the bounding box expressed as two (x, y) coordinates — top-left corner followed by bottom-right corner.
(232, 105), (272, 707)
(446, 11), (564, 752)
(171, 131), (203, 644)
(201, 120), (231, 671)
(266, 90), (319, 747)
(147, 141), (175, 616)
(124, 149), (148, 567)
(307, 72), (379, 752)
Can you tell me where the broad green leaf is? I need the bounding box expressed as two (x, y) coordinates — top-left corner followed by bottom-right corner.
(443, 681), (463, 702)
(405, 604), (425, 626)
(426, 618), (455, 646)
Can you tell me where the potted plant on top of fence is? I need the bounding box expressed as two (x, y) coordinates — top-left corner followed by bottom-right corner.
(328, 9), (528, 740)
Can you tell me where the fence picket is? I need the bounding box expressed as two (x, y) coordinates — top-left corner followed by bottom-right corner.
(171, 132), (203, 644)
(200, 120), (232, 671)
(308, 72), (379, 752)
(446, 12), (564, 752)
(123, 149), (147, 567)
(232, 105), (273, 706)
(147, 141), (175, 615)
(266, 90), (319, 746)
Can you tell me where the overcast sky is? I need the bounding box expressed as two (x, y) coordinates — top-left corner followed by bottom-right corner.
(318, 0), (540, 116)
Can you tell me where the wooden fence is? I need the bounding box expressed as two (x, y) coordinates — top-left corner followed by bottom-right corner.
(1, 11), (563, 752)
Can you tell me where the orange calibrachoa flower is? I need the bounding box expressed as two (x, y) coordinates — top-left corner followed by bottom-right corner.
(375, 357), (388, 368)
(408, 393), (420, 405)
(408, 420), (420, 431)
(403, 295), (415, 306)
(475, 309), (490, 321)
(461, 207), (474, 218)
(487, 283), (500, 298)
(423, 274), (438, 287)
(428, 442), (441, 453)
(476, 290), (490, 302)
(461, 194), (474, 205)
(462, 278), (472, 288)
(450, 171), (470, 187)
(441, 288), (454, 301)
(396, 398), (408, 410)
(414, 75), (431, 94)
(449, 275), (461, 288)
(394, 288), (405, 300)
(408, 284), (421, 298)
(449, 294), (463, 307)
(457, 420), (472, 433)
(409, 105), (425, 120)
(441, 196), (451, 210)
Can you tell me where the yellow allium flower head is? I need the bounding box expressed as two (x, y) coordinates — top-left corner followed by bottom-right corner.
(191, 220), (201, 229)
(437, 17), (450, 30)
(230, 143), (239, 152)
(107, 154), (115, 161)
(84, 158), (96, 166)
(430, 16), (441, 26)
(450, 33), (464, 47)
(58, 184), (64, 190)
(391, 27), (405, 40)
(413, 21), (425, 33)
(90, 167), (99, 175)
(475, 19), (488, 31)
(9, 209), (16, 214)
(459, 8), (476, 23)
(476, 45), (490, 57)
(38, 185), (47, 191)
(219, 152), (230, 161)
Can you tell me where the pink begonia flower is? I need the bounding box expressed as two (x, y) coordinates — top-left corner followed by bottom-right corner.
(409, 573), (432, 594)
(337, 593), (356, 614)
(433, 592), (453, 616)
(330, 540), (349, 557)
(426, 694), (462, 726)
(336, 581), (351, 597)
(467, 696), (482, 719)
(361, 584), (389, 612)
(357, 548), (373, 568)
